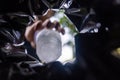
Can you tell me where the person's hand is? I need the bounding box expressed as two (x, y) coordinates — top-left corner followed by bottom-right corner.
(25, 18), (65, 48)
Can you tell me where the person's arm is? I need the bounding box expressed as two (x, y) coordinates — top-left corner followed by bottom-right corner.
(25, 20), (42, 48)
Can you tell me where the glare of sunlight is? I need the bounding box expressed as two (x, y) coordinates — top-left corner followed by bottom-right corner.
(57, 45), (74, 63)
(50, 9), (77, 63)
(57, 27), (75, 63)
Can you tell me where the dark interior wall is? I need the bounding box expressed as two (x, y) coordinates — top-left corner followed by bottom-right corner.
(0, 0), (47, 15)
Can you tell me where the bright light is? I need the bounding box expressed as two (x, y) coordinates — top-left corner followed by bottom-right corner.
(50, 10), (76, 63)
(57, 27), (75, 62)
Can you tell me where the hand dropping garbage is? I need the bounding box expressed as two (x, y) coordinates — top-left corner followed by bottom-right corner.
(35, 8), (78, 63)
